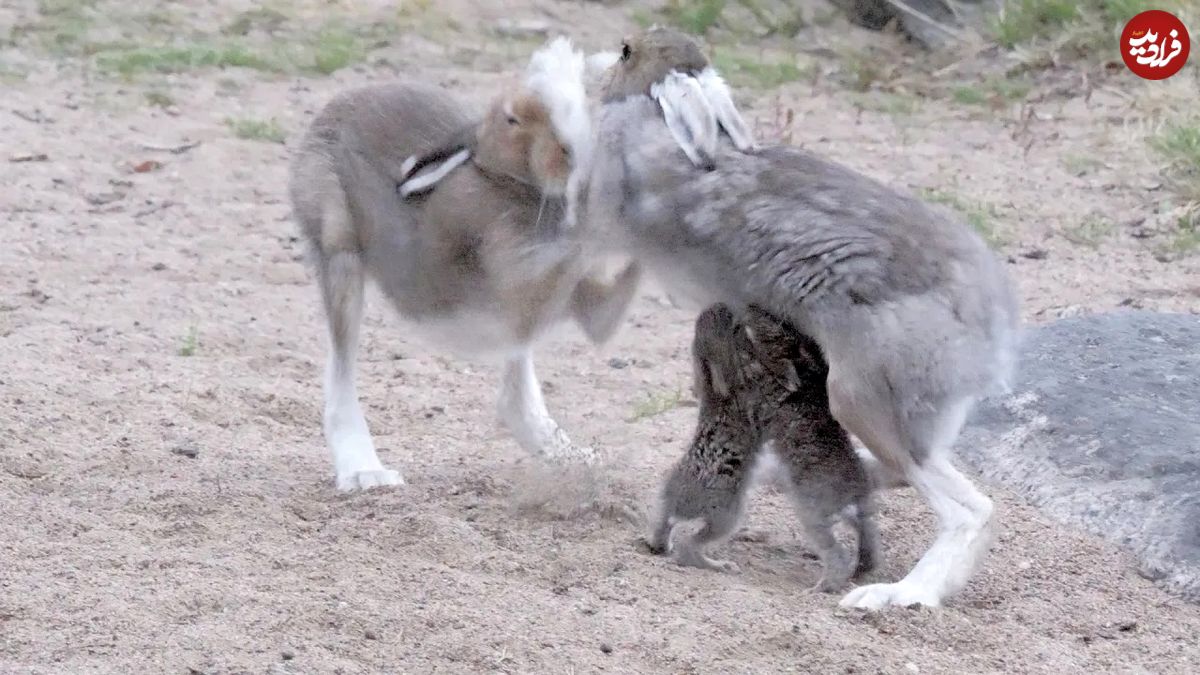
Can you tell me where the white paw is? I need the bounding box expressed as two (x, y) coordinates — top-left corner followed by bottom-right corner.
(675, 552), (741, 574)
(712, 559), (742, 574)
(336, 468), (405, 492)
(733, 526), (770, 543)
(545, 444), (600, 466)
(838, 582), (941, 611)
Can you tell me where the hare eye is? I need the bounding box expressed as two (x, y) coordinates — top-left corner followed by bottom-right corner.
(620, 43), (631, 61)
(506, 115), (519, 126)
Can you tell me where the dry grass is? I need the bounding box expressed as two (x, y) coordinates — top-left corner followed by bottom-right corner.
(920, 188), (1008, 248)
(10, 1), (385, 77)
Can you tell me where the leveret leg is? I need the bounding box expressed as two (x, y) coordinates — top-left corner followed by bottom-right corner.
(797, 509), (853, 593)
(673, 507), (744, 574)
(852, 497), (883, 577)
(644, 497), (675, 555)
(497, 350), (597, 464)
(317, 249), (403, 491)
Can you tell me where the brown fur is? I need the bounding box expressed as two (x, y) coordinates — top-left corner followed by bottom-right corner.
(473, 86), (572, 195)
(289, 61), (640, 490)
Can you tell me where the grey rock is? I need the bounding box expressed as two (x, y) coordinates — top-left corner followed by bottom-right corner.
(959, 311), (1200, 602)
(171, 441), (200, 459)
(827, 0), (1002, 50)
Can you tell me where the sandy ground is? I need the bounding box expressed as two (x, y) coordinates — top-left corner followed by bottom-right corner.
(2, 1), (1200, 673)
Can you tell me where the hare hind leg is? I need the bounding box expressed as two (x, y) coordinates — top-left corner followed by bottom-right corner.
(831, 384), (993, 610)
(316, 247), (404, 491)
(839, 454), (993, 610)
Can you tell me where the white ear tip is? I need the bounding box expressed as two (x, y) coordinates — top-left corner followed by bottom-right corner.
(695, 66), (757, 152)
(400, 155), (417, 178)
(397, 148), (471, 198)
(586, 51), (620, 77)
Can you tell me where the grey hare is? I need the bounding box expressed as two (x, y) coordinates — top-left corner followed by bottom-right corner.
(575, 28), (1019, 610)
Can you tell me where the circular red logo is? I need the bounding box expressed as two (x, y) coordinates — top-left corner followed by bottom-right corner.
(1121, 10), (1190, 80)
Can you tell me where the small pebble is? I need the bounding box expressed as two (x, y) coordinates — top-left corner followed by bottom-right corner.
(494, 19), (552, 39)
(599, 642), (613, 655)
(171, 443), (199, 459)
(364, 629), (379, 640)
(281, 650), (295, 661)
(607, 357), (629, 369)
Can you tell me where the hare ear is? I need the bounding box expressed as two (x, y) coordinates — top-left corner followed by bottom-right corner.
(651, 71), (718, 170)
(397, 147), (471, 199)
(396, 124), (479, 199)
(696, 68), (756, 152)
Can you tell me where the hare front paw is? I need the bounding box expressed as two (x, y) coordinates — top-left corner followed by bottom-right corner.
(336, 468), (405, 492)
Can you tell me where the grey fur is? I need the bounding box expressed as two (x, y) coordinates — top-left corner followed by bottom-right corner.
(582, 96), (1019, 458)
(599, 26), (710, 104)
(581, 37), (1018, 606)
(647, 304), (880, 592)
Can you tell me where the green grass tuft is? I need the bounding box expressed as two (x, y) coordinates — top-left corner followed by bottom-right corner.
(921, 189), (1008, 248)
(1063, 153), (1103, 176)
(950, 78), (1031, 107)
(992, 0), (1180, 52)
(848, 92), (921, 115)
(992, 0), (1079, 48)
(307, 27), (365, 75)
(952, 86), (988, 105)
(96, 43), (278, 75)
(178, 325), (199, 357)
(144, 90), (175, 108)
(1153, 209), (1200, 260)
(225, 117), (286, 144)
(14, 0), (97, 56)
(1152, 121), (1200, 203)
(628, 388), (688, 422)
(630, 9), (656, 28)
(1063, 216), (1114, 248)
(664, 0), (727, 35)
(712, 48), (807, 89)
(93, 24), (373, 78)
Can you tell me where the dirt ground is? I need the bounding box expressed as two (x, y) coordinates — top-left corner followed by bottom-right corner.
(2, 1), (1199, 673)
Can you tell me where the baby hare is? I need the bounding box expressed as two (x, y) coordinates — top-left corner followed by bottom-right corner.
(647, 304), (879, 592)
(738, 304), (880, 588)
(645, 304), (759, 575)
